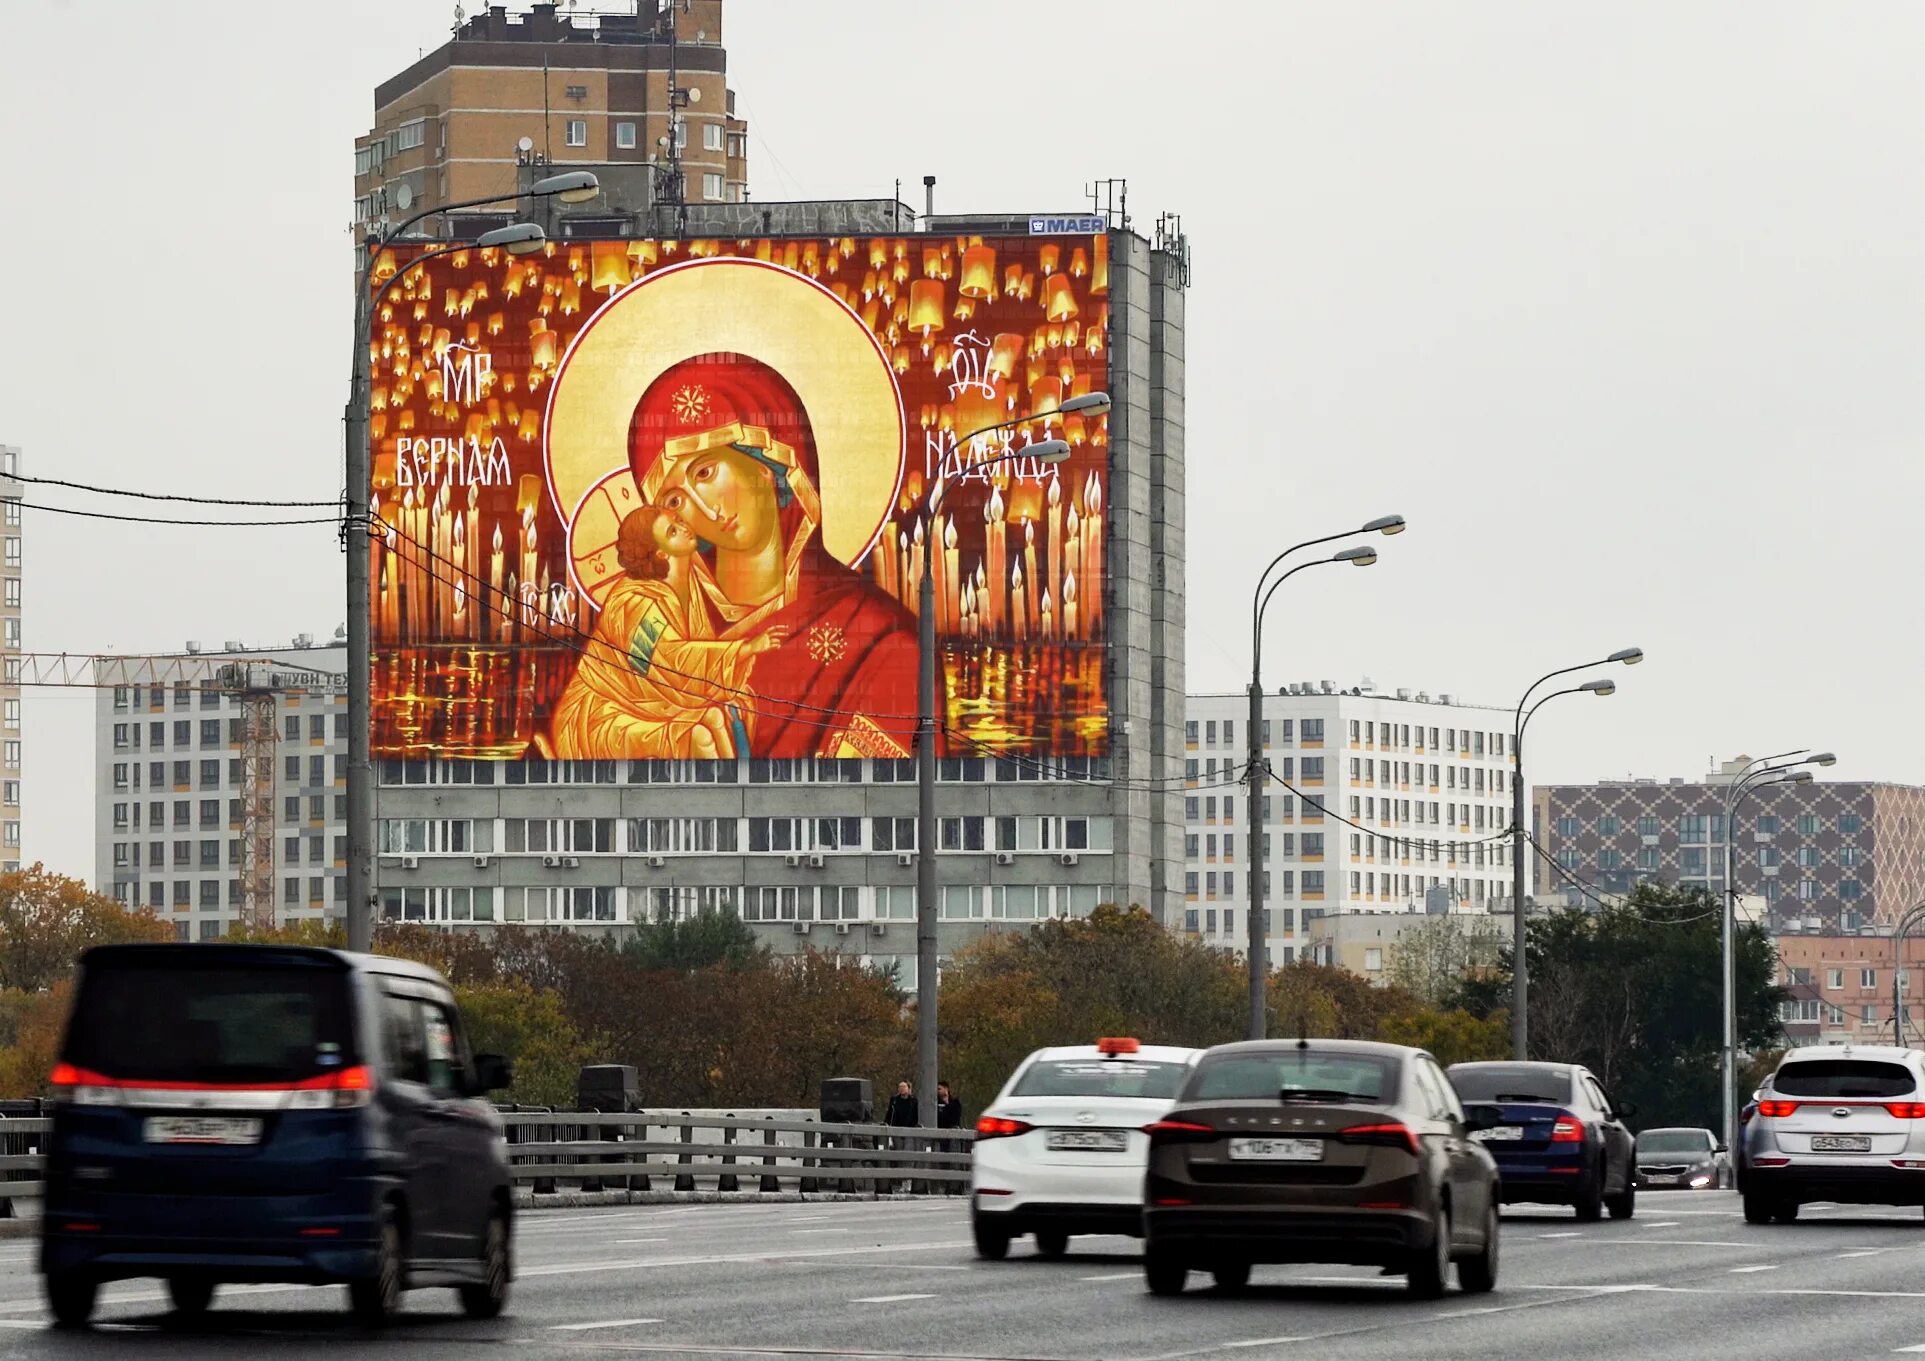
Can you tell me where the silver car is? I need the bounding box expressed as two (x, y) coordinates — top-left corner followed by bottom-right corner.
(1740, 1044), (1925, 1223)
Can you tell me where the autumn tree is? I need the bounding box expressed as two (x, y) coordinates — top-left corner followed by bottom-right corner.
(1383, 916), (1506, 1010)
(0, 865), (173, 993)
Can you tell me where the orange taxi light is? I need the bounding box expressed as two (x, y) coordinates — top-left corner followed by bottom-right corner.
(1095, 1036), (1140, 1055)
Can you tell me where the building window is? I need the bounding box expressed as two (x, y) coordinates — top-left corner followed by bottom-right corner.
(1798, 814), (1819, 836)
(1679, 815), (1707, 842)
(615, 121), (637, 149)
(702, 172), (724, 201)
(1636, 815), (1660, 839)
(1598, 815), (1619, 836)
(704, 121), (724, 151)
(2, 578), (17, 608)
(674, 119), (688, 150)
(392, 119), (426, 152)
(566, 119), (587, 147)
(1839, 813), (1862, 835)
(1841, 879), (1862, 900)
(1863, 968), (1879, 989)
(2, 539), (18, 568)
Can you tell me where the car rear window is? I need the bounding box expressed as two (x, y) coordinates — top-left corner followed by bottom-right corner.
(1185, 1052), (1395, 1103)
(1010, 1060), (1188, 1099)
(1637, 1130), (1711, 1155)
(1448, 1065), (1573, 1104)
(1773, 1059), (1916, 1099)
(64, 958), (353, 1086)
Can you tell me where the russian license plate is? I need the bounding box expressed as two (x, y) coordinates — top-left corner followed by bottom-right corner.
(1810, 1134), (1872, 1153)
(143, 1116), (262, 1146)
(1047, 1129), (1127, 1152)
(1228, 1137), (1322, 1162)
(1643, 1173), (1677, 1185)
(1471, 1126), (1524, 1142)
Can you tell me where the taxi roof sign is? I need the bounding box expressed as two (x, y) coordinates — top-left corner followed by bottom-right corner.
(1095, 1036), (1140, 1056)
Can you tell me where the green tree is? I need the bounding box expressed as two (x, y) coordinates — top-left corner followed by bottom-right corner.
(621, 908), (766, 972)
(1383, 916), (1506, 1009)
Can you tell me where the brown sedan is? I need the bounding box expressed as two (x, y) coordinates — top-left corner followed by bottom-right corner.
(1141, 1038), (1501, 1297)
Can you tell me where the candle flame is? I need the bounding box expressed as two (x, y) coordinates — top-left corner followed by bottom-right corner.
(1048, 475), (1062, 508)
(944, 519), (957, 551)
(1064, 570), (1077, 604)
(985, 484), (1005, 522)
(492, 524), (504, 553)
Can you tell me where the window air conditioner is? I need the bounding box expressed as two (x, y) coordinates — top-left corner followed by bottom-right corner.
(872, 922), (887, 936)
(646, 854), (667, 868)
(995, 852), (1015, 866)
(807, 853), (825, 868)
(784, 853), (803, 867)
(562, 856), (581, 869)
(541, 854), (563, 868)
(835, 922), (852, 935)
(792, 920), (811, 934)
(1059, 852), (1080, 866)
(471, 855), (490, 869)
(400, 855), (419, 870)
(895, 852), (914, 867)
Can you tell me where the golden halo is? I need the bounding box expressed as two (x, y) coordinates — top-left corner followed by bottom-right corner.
(544, 256), (906, 600)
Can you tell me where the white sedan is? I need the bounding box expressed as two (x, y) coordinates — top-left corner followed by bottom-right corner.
(969, 1038), (1202, 1259)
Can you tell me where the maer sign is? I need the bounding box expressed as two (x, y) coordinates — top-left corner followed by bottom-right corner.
(1028, 215), (1107, 235)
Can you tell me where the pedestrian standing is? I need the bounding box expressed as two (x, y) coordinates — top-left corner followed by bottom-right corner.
(883, 1080), (919, 1193)
(936, 1081), (964, 1196)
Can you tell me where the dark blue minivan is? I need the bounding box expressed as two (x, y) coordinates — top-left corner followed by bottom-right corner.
(39, 944), (515, 1328)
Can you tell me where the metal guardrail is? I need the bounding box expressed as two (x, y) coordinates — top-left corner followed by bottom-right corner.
(0, 1111), (973, 1215)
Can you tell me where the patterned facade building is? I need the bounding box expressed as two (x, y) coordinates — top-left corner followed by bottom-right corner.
(1534, 769), (1925, 934)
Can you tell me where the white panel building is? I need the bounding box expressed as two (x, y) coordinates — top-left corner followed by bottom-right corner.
(1182, 682), (1517, 964)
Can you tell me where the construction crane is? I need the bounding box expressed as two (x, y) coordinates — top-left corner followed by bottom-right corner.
(16, 651), (348, 933)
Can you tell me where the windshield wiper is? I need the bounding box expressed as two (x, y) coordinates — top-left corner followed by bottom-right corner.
(1279, 1088), (1366, 1103)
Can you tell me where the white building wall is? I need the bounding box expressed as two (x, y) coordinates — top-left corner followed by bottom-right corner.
(1181, 686), (1516, 964)
(94, 642), (347, 939)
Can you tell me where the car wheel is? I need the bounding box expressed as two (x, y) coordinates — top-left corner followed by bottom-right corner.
(1144, 1245), (1188, 1296)
(459, 1210), (512, 1320)
(1406, 1205), (1450, 1298)
(1606, 1173), (1636, 1221)
(1573, 1163), (1605, 1222)
(971, 1214), (1011, 1261)
(349, 1202), (404, 1327)
(1771, 1203), (1800, 1224)
(1742, 1190), (1775, 1224)
(1210, 1260), (1251, 1293)
(1034, 1229), (1070, 1259)
(1456, 1203), (1499, 1294)
(167, 1278), (216, 1318)
(44, 1272), (97, 1330)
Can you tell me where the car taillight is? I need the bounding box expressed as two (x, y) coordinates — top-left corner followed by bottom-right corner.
(1550, 1114), (1584, 1143)
(48, 1063), (119, 1108)
(1756, 1100), (1800, 1118)
(974, 1116), (1032, 1140)
(285, 1065), (377, 1110)
(1337, 1122), (1419, 1157)
(1142, 1119), (1215, 1144)
(1884, 1102), (1925, 1119)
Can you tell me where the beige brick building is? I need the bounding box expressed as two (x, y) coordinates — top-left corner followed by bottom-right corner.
(355, 1), (747, 238)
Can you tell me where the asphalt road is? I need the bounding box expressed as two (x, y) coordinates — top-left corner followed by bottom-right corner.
(0, 1192), (1922, 1359)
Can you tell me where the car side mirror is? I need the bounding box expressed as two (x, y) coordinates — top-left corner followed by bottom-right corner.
(1615, 1100), (1637, 1122)
(471, 1053), (513, 1094)
(1463, 1103), (1502, 1132)
(1714, 1142), (1728, 1154)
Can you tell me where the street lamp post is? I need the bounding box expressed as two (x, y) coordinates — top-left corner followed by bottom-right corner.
(1245, 516), (1404, 1040)
(344, 174), (599, 952)
(1895, 902), (1925, 1048)
(1719, 751), (1833, 1150)
(1509, 648), (1643, 1059)
(913, 396), (1101, 1126)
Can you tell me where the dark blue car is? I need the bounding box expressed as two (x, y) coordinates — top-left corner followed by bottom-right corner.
(1446, 1061), (1637, 1221)
(39, 944), (514, 1328)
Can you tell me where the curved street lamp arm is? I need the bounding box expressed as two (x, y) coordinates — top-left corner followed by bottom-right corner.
(1517, 685), (1594, 751)
(1515, 658), (1619, 735)
(1253, 554), (1350, 668)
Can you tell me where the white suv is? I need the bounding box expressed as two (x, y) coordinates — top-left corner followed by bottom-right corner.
(1740, 1044), (1925, 1223)
(969, 1038), (1201, 1259)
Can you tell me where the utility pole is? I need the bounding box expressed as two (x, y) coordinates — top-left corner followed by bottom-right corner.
(344, 247), (375, 953)
(916, 551), (939, 1127)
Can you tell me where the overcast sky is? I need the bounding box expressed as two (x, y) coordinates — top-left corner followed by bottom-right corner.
(3, 1), (1921, 881)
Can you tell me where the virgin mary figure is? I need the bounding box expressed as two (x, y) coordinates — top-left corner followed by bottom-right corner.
(596, 351), (919, 760)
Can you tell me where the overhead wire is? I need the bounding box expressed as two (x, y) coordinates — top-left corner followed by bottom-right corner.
(15, 501), (338, 527)
(1519, 828), (1720, 923)
(1260, 766), (1517, 858)
(7, 472), (337, 509)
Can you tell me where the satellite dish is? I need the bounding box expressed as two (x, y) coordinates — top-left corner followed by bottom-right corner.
(687, 87), (701, 103)
(394, 182), (414, 210)
(517, 136), (535, 153)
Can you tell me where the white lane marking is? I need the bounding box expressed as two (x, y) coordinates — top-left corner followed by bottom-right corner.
(1538, 1231), (1581, 1239)
(851, 1292), (936, 1304)
(0, 1321), (41, 1330)
(1080, 1271), (1141, 1281)
(517, 1238), (971, 1279)
(1583, 1238), (1746, 1248)
(1840, 1250), (1885, 1258)
(790, 1227), (854, 1235)
(1730, 1264), (1780, 1274)
(550, 1318), (664, 1331)
(1225, 1339), (1309, 1348)
(1526, 1283), (1925, 1299)
(613, 1237), (671, 1245)
(1891, 1345), (1925, 1353)
(1641, 1221), (1680, 1228)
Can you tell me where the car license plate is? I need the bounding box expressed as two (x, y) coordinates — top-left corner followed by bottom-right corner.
(1228, 1137), (1322, 1162)
(143, 1116), (262, 1146)
(1470, 1126), (1524, 1142)
(1046, 1129), (1127, 1152)
(1643, 1173), (1677, 1185)
(1810, 1134), (1872, 1153)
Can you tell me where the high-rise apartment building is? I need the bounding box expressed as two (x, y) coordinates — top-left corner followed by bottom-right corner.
(0, 445), (19, 869)
(94, 638), (347, 939)
(1183, 684), (1517, 964)
(355, 1), (748, 240)
(1535, 765), (1925, 935)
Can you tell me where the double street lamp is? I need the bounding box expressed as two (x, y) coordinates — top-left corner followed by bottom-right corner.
(914, 393), (1107, 1126)
(1244, 515), (1406, 1039)
(1509, 647), (1643, 1059)
(344, 172), (600, 951)
(1895, 902), (1925, 1049)
(1719, 749), (1834, 1151)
